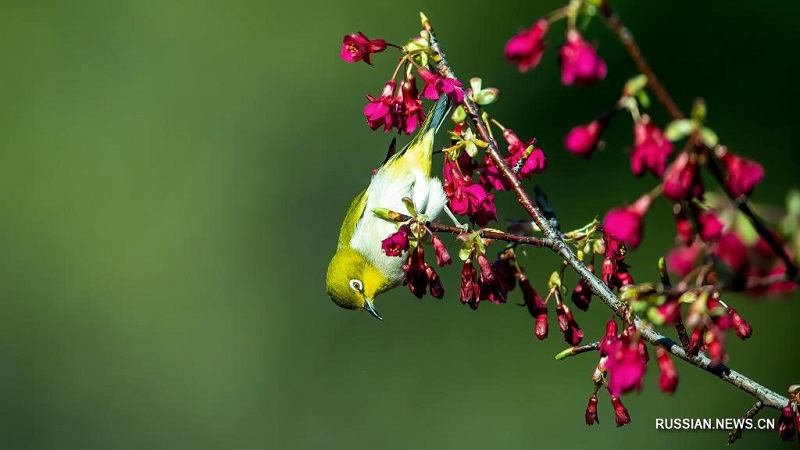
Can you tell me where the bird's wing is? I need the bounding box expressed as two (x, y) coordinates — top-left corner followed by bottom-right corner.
(381, 96), (451, 169)
(337, 189), (367, 249)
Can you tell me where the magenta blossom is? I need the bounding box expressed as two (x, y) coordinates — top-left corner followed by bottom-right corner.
(443, 158), (497, 226)
(611, 396), (631, 427)
(564, 118), (607, 156)
(559, 29), (607, 86)
(603, 194), (652, 250)
(460, 258), (480, 310)
(656, 347), (678, 394)
(418, 67), (465, 104)
(520, 274), (548, 339)
(631, 117), (673, 177)
(665, 241), (702, 278)
(606, 335), (647, 397)
(364, 81), (396, 131)
(714, 232), (748, 274)
(697, 211), (724, 243)
(585, 394), (599, 425)
(662, 152), (701, 201)
(556, 303), (583, 345)
(480, 129), (547, 190)
(393, 75), (426, 135)
(720, 149), (764, 198)
(340, 32), (387, 65)
(381, 224), (411, 257)
(505, 19), (548, 72)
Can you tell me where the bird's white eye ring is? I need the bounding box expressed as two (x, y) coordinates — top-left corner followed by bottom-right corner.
(349, 279), (363, 292)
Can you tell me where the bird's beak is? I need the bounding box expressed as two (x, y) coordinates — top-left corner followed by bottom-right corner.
(363, 297), (383, 321)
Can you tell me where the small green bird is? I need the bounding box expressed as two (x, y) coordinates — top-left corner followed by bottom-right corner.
(326, 96), (452, 320)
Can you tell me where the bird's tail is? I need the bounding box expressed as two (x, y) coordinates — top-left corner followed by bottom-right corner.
(384, 96), (451, 174)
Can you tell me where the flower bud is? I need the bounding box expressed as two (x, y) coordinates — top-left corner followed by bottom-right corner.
(559, 29), (607, 86)
(505, 19), (548, 72)
(777, 405), (796, 441)
(611, 395), (631, 428)
(556, 303), (583, 345)
(719, 149), (764, 198)
(697, 211), (724, 243)
(520, 275), (548, 339)
(727, 308), (752, 339)
(656, 347), (678, 394)
(585, 394), (599, 425)
(430, 233), (452, 267)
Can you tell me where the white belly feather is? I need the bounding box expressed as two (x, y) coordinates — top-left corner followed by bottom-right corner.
(350, 167), (447, 283)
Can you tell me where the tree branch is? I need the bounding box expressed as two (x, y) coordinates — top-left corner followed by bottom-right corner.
(421, 13), (789, 411)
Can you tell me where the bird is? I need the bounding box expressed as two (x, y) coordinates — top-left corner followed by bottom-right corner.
(326, 96), (452, 320)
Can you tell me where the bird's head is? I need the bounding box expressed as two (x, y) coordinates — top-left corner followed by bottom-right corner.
(326, 247), (394, 320)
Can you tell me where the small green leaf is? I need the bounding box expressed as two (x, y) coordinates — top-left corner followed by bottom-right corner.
(664, 119), (694, 142)
(469, 77), (482, 94)
(555, 347), (575, 360)
(371, 207), (399, 221)
(700, 127), (718, 147)
(623, 74), (648, 97)
(636, 90), (650, 109)
(451, 105), (467, 123)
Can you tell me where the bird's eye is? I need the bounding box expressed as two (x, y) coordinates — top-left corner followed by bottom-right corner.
(349, 279), (363, 292)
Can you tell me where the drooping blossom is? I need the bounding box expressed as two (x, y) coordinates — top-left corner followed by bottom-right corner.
(393, 75), (426, 135)
(460, 257), (480, 310)
(418, 67), (465, 104)
(520, 274), (548, 339)
(727, 308), (752, 339)
(559, 29), (607, 86)
(430, 233), (452, 267)
(719, 149), (764, 198)
(443, 157), (497, 226)
(674, 208), (694, 245)
(605, 334), (647, 397)
(556, 303), (583, 345)
(571, 268), (593, 311)
(663, 152), (701, 201)
(403, 246), (428, 298)
(480, 129), (547, 191)
(631, 117), (673, 177)
(381, 224), (411, 257)
(713, 232), (748, 274)
(598, 319), (618, 357)
(340, 32), (387, 65)
(564, 117), (609, 156)
(603, 194), (652, 250)
(585, 394), (599, 425)
(697, 211), (724, 243)
(656, 347), (678, 394)
(777, 405), (796, 441)
(505, 19), (548, 72)
(364, 81), (396, 131)
(610, 395), (631, 427)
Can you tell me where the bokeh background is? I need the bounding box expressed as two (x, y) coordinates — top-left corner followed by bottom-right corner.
(0, 0), (797, 448)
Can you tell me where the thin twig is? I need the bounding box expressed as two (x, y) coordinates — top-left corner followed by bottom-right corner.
(421, 13), (789, 411)
(555, 341), (600, 360)
(727, 401), (764, 445)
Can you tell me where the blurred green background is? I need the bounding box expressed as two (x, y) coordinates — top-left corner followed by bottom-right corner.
(0, 0), (797, 448)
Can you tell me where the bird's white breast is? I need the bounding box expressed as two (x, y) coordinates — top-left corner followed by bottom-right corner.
(350, 167), (447, 282)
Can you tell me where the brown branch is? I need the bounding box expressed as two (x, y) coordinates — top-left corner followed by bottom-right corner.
(599, 1), (799, 283)
(728, 401), (764, 444)
(421, 13), (789, 411)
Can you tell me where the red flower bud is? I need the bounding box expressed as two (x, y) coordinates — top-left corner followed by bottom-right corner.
(426, 265), (445, 299)
(631, 117), (673, 177)
(565, 118), (608, 156)
(777, 405), (796, 441)
(663, 152), (698, 201)
(698, 211), (724, 243)
(720, 150), (764, 198)
(460, 259), (480, 309)
(610, 395), (631, 428)
(656, 347), (678, 395)
(687, 325), (704, 357)
(571, 272), (593, 311)
(430, 233), (452, 267)
(714, 232), (749, 274)
(556, 303), (583, 345)
(599, 319), (618, 357)
(559, 29), (607, 86)
(505, 19), (548, 72)
(585, 394), (599, 425)
(520, 275), (548, 339)
(727, 308), (752, 340)
(603, 195), (651, 250)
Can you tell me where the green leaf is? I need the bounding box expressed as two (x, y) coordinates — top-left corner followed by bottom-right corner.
(636, 90), (650, 109)
(700, 127), (718, 147)
(623, 74), (648, 97)
(451, 105), (467, 123)
(473, 88), (499, 106)
(664, 119), (694, 142)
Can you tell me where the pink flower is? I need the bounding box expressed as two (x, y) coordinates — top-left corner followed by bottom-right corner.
(559, 29), (607, 86)
(505, 19), (548, 72)
(585, 394), (599, 425)
(610, 395), (631, 427)
(654, 298), (682, 324)
(674, 210), (694, 245)
(606, 335), (647, 397)
(727, 308), (752, 339)
(714, 232), (748, 274)
(666, 241), (701, 277)
(430, 233), (451, 267)
(698, 211), (724, 243)
(460, 258), (480, 310)
(631, 117), (673, 177)
(603, 194), (652, 250)
(443, 158), (497, 226)
(340, 32), (387, 65)
(656, 347), (678, 394)
(477, 253), (508, 304)
(520, 274), (548, 339)
(426, 265), (445, 299)
(381, 224), (410, 256)
(417, 67), (465, 104)
(364, 81), (396, 131)
(393, 75), (426, 135)
(480, 129), (547, 190)
(720, 150), (764, 198)
(402, 246), (428, 298)
(777, 405), (796, 441)
(571, 269), (593, 311)
(662, 152), (700, 201)
(564, 118), (607, 156)
(556, 303), (583, 345)
(598, 318), (618, 356)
